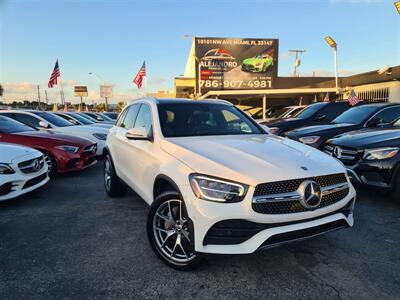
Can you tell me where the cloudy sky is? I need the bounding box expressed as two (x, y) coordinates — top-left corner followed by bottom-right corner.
(1, 0), (399, 104)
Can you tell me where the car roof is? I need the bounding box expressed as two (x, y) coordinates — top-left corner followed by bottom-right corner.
(130, 97), (233, 106)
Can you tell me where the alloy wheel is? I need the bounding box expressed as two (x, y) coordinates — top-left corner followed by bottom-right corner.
(104, 158), (111, 192)
(152, 199), (196, 263)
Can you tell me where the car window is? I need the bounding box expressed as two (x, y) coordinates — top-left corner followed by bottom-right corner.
(295, 103), (327, 119)
(134, 104), (153, 135)
(0, 115), (35, 133)
(319, 103), (349, 120)
(56, 113), (80, 125)
(120, 104), (140, 129)
(372, 106), (400, 124)
(68, 113), (94, 125)
(14, 113), (41, 129)
(158, 103), (262, 137)
(332, 105), (378, 125)
(31, 111), (72, 127)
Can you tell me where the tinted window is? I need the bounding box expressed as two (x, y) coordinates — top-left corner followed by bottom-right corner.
(373, 106), (400, 124)
(134, 104), (153, 135)
(56, 113), (80, 125)
(158, 103), (262, 137)
(14, 113), (41, 129)
(0, 116), (35, 133)
(120, 104), (140, 129)
(332, 106), (379, 124)
(31, 111), (73, 127)
(319, 103), (349, 120)
(67, 112), (94, 125)
(78, 113), (98, 122)
(295, 103), (327, 119)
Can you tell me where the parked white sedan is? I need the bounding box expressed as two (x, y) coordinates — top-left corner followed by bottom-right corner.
(0, 143), (49, 201)
(0, 110), (108, 156)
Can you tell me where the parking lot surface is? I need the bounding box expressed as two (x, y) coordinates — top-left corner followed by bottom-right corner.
(1, 162), (399, 300)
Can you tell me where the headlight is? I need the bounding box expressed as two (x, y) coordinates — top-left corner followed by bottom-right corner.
(92, 133), (107, 140)
(363, 147), (399, 160)
(299, 136), (321, 144)
(0, 163), (15, 175)
(268, 127), (279, 134)
(55, 145), (79, 153)
(189, 174), (248, 203)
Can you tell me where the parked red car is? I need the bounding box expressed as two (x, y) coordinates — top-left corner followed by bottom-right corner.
(0, 115), (97, 176)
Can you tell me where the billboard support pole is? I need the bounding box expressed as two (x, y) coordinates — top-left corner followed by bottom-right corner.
(262, 95), (267, 120)
(105, 97), (108, 112)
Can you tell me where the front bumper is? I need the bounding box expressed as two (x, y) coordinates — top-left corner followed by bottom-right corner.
(346, 159), (398, 188)
(180, 182), (356, 254)
(242, 64), (263, 73)
(57, 145), (98, 173)
(0, 156), (49, 201)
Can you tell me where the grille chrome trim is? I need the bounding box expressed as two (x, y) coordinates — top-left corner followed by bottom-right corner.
(253, 182), (349, 204)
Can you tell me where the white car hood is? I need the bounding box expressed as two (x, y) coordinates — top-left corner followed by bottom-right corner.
(161, 134), (345, 187)
(56, 125), (108, 134)
(0, 143), (40, 163)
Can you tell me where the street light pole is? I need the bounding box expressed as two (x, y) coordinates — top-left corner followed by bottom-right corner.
(324, 36), (339, 94)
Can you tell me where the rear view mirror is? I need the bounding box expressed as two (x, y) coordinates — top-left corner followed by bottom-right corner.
(125, 127), (152, 141)
(38, 120), (50, 129)
(260, 125), (270, 133)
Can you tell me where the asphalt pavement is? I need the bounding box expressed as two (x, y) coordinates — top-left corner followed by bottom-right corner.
(1, 162), (399, 299)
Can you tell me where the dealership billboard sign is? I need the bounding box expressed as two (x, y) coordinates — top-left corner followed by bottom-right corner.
(194, 37), (278, 94)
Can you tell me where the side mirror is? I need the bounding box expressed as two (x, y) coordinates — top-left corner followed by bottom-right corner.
(125, 127), (152, 141)
(314, 114), (326, 121)
(38, 120), (50, 129)
(365, 117), (382, 128)
(96, 116), (104, 121)
(260, 124), (270, 133)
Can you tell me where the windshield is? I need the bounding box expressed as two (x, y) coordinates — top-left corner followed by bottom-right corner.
(332, 106), (378, 125)
(158, 103), (263, 137)
(0, 115), (35, 133)
(67, 112), (94, 125)
(98, 113), (113, 121)
(78, 113), (98, 122)
(31, 111), (73, 127)
(269, 107), (291, 118)
(102, 112), (118, 120)
(294, 103), (327, 119)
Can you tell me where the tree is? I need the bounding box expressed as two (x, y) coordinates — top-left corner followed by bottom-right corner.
(117, 101), (126, 112)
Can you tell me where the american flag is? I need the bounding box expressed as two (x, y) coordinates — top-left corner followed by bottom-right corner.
(48, 60), (61, 88)
(133, 61), (146, 89)
(348, 89), (360, 106)
(323, 92), (330, 102)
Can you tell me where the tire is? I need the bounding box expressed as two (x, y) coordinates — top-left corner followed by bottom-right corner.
(147, 191), (202, 271)
(41, 151), (57, 178)
(104, 154), (126, 197)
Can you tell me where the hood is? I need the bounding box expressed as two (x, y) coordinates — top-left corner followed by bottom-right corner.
(56, 125), (108, 134)
(161, 134), (345, 187)
(328, 128), (400, 149)
(287, 123), (356, 137)
(15, 130), (94, 146)
(0, 142), (40, 163)
(261, 117), (301, 127)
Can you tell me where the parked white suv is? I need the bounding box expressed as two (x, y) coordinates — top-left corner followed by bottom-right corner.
(104, 98), (356, 270)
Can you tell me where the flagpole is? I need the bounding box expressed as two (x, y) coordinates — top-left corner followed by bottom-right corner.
(58, 59), (65, 105)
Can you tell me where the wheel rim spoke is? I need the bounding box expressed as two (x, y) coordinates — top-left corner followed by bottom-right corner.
(153, 199), (195, 263)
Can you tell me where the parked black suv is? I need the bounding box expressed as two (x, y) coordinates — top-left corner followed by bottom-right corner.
(322, 118), (400, 199)
(286, 103), (400, 149)
(260, 102), (352, 135)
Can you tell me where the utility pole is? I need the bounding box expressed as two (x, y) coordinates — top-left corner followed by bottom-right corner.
(289, 49), (306, 77)
(45, 90), (49, 108)
(37, 85), (41, 110)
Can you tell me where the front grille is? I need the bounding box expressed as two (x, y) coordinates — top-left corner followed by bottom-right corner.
(253, 173), (347, 197)
(252, 173), (349, 215)
(323, 144), (361, 166)
(0, 182), (13, 196)
(18, 156), (45, 174)
(22, 173), (47, 189)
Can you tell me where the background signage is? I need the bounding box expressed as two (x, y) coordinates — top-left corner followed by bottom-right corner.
(194, 37), (279, 94)
(100, 85), (113, 98)
(74, 86), (88, 97)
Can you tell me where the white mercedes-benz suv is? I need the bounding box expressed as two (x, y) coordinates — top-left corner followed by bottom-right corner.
(104, 98), (356, 270)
